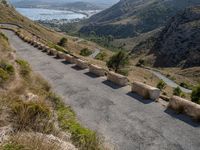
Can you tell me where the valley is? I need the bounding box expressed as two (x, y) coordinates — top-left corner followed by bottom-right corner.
(0, 0), (200, 149)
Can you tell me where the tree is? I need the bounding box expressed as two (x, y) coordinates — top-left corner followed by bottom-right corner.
(57, 37), (68, 47)
(107, 51), (129, 73)
(157, 80), (166, 91)
(191, 85), (200, 104)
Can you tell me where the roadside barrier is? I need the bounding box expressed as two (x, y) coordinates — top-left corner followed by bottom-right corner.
(89, 64), (106, 76)
(131, 81), (160, 100)
(168, 96), (200, 120)
(65, 54), (76, 64)
(107, 71), (129, 86)
(75, 59), (88, 69)
(57, 51), (66, 59)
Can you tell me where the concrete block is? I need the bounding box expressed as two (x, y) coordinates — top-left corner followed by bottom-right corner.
(57, 51), (65, 59)
(168, 96), (200, 120)
(75, 59), (88, 69)
(89, 64), (106, 76)
(131, 81), (160, 100)
(65, 54), (75, 64)
(107, 71), (129, 86)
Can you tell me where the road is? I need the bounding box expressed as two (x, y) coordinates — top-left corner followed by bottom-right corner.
(2, 29), (200, 150)
(148, 69), (192, 93)
(89, 48), (100, 58)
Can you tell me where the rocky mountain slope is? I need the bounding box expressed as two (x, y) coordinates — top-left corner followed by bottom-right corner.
(79, 0), (200, 38)
(132, 6), (200, 68)
(152, 6), (200, 68)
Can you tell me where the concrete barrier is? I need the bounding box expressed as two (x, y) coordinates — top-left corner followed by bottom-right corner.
(42, 46), (49, 52)
(89, 64), (106, 76)
(75, 59), (88, 69)
(57, 51), (65, 59)
(168, 96), (200, 120)
(107, 71), (129, 86)
(131, 81), (160, 100)
(49, 49), (57, 56)
(65, 54), (75, 64)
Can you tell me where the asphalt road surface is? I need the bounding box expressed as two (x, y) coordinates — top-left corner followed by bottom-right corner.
(2, 29), (200, 150)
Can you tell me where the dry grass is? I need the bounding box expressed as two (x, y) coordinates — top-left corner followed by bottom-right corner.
(1, 132), (60, 150)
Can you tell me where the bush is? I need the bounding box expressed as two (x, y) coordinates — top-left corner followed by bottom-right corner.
(80, 48), (92, 56)
(117, 68), (129, 76)
(0, 32), (8, 41)
(48, 93), (102, 150)
(95, 52), (107, 61)
(107, 51), (129, 72)
(0, 68), (9, 83)
(180, 82), (189, 89)
(157, 80), (166, 91)
(11, 100), (52, 132)
(58, 37), (68, 47)
(136, 59), (145, 67)
(173, 87), (182, 96)
(191, 85), (200, 104)
(16, 59), (31, 78)
(0, 61), (15, 75)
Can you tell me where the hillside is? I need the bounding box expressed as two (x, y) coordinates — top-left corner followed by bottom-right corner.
(152, 6), (200, 68)
(79, 0), (200, 38)
(132, 6), (200, 68)
(0, 1), (102, 149)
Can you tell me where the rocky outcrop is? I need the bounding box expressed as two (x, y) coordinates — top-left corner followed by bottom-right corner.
(152, 6), (200, 68)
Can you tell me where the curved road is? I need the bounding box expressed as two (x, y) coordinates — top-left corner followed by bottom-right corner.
(89, 48), (100, 59)
(1, 29), (200, 150)
(146, 68), (192, 93)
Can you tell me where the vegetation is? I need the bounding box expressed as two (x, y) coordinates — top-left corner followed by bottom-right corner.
(191, 85), (200, 104)
(48, 93), (102, 150)
(57, 37), (68, 47)
(95, 52), (107, 61)
(0, 61), (14, 84)
(16, 59), (31, 78)
(136, 59), (145, 67)
(107, 51), (129, 73)
(80, 48), (92, 56)
(11, 100), (52, 132)
(173, 87), (185, 97)
(157, 80), (166, 91)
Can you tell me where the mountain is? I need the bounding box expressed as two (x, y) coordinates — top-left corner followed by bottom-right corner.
(79, 0), (200, 38)
(152, 6), (200, 68)
(132, 6), (200, 68)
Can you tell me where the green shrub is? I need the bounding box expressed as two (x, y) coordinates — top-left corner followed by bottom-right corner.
(191, 85), (200, 104)
(107, 51), (129, 72)
(173, 87), (182, 96)
(0, 68), (9, 83)
(57, 37), (68, 47)
(54, 44), (66, 52)
(136, 59), (145, 67)
(117, 68), (129, 76)
(95, 52), (107, 61)
(48, 93), (101, 150)
(11, 100), (52, 132)
(80, 48), (92, 56)
(1, 143), (24, 150)
(0, 61), (14, 75)
(16, 59), (31, 78)
(157, 80), (166, 91)
(0, 32), (8, 41)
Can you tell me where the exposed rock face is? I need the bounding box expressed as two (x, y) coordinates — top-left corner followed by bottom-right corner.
(152, 6), (200, 68)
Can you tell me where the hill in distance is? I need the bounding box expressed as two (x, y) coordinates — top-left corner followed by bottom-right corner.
(79, 0), (200, 38)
